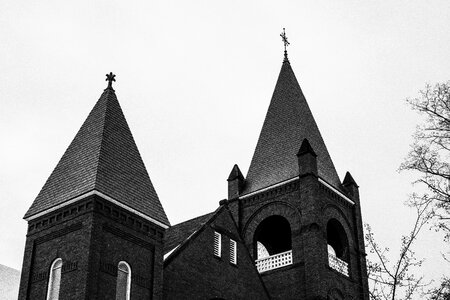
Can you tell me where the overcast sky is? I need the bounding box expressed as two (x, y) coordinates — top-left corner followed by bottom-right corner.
(1, 0), (449, 293)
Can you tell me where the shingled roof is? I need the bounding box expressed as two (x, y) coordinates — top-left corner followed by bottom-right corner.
(243, 57), (341, 194)
(164, 211), (215, 254)
(24, 86), (170, 226)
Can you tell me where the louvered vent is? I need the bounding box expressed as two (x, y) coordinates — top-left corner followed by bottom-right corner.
(230, 239), (237, 264)
(214, 231), (221, 257)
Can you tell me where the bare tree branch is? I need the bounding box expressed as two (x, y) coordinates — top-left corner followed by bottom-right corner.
(400, 81), (450, 241)
(365, 199), (432, 299)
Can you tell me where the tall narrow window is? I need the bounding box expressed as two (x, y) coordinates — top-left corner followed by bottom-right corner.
(230, 239), (237, 264)
(214, 231), (221, 257)
(116, 261), (131, 300)
(46, 258), (62, 300)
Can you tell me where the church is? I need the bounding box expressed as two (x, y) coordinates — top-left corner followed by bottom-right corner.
(18, 35), (369, 299)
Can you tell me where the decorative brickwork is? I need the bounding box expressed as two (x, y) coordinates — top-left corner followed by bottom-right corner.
(102, 224), (155, 250)
(27, 200), (92, 234)
(19, 194), (164, 300)
(30, 271), (48, 283)
(242, 180), (300, 207)
(61, 260), (78, 274)
(95, 198), (164, 241)
(34, 223), (83, 244)
(19, 54), (369, 299)
(318, 181), (354, 208)
(100, 261), (117, 276)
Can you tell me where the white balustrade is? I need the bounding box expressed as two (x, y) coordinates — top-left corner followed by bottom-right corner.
(328, 253), (349, 276)
(255, 250), (292, 273)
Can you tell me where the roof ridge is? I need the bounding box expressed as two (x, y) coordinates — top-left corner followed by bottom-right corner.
(170, 211), (215, 228)
(163, 206), (224, 264)
(93, 89), (113, 188)
(92, 88), (170, 225)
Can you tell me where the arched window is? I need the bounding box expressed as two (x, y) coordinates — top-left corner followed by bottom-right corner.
(46, 258), (62, 300)
(254, 215), (292, 259)
(326, 219), (349, 261)
(327, 219), (349, 276)
(116, 261), (131, 300)
(253, 215), (293, 273)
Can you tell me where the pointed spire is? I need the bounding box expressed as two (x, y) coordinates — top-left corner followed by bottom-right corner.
(342, 171), (359, 201)
(243, 54), (341, 194)
(25, 74), (170, 226)
(297, 138), (317, 157)
(227, 164), (244, 181)
(343, 172), (358, 188)
(297, 139), (318, 177)
(227, 164), (245, 200)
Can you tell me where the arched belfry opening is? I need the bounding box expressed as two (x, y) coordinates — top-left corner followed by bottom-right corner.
(253, 216), (293, 273)
(326, 219), (350, 276)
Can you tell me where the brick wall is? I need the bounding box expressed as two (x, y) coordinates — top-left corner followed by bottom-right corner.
(18, 194), (165, 300)
(238, 174), (369, 300)
(163, 208), (270, 300)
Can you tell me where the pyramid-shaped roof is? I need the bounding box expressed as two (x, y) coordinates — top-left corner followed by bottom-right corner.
(25, 86), (170, 226)
(243, 58), (341, 194)
(227, 164), (244, 182)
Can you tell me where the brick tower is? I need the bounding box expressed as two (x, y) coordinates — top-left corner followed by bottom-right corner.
(18, 74), (170, 300)
(227, 51), (369, 299)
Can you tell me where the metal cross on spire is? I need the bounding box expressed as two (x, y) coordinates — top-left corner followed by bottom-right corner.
(105, 72), (116, 90)
(280, 28), (290, 62)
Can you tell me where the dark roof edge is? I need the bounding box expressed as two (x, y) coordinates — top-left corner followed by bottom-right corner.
(163, 205), (224, 266)
(222, 207), (272, 299)
(239, 176), (299, 198)
(317, 177), (355, 205)
(92, 89), (113, 191)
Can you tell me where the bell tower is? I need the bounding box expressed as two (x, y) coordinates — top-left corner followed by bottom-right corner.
(227, 32), (369, 300)
(18, 74), (170, 300)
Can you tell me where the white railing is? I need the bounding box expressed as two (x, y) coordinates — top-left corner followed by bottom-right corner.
(255, 250), (292, 273)
(328, 253), (349, 276)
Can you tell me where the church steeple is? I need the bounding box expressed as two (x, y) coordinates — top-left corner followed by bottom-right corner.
(243, 44), (341, 194)
(237, 43), (368, 300)
(24, 73), (169, 226)
(19, 74), (169, 300)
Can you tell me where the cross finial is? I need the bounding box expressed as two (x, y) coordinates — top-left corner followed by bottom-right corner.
(105, 72), (116, 90)
(280, 28), (290, 62)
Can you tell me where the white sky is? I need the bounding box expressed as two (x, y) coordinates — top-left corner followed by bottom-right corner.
(1, 0), (449, 292)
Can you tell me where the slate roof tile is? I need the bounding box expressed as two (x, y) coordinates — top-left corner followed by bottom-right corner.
(243, 59), (342, 194)
(25, 88), (170, 226)
(163, 212), (215, 254)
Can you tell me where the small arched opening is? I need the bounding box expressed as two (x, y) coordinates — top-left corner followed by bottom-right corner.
(46, 258), (62, 300)
(253, 215), (292, 272)
(116, 261), (131, 300)
(326, 219), (349, 276)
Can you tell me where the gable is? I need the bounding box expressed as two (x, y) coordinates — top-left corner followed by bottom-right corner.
(163, 206), (270, 300)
